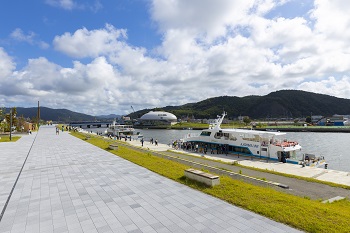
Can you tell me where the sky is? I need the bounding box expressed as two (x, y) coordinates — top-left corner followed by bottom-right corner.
(1, 0), (350, 116)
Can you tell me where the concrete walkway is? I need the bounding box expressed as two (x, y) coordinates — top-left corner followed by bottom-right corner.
(0, 126), (301, 233)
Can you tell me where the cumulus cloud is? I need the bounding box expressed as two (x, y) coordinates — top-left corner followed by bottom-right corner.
(298, 76), (350, 98)
(2, 1), (350, 114)
(0, 48), (16, 78)
(53, 24), (127, 58)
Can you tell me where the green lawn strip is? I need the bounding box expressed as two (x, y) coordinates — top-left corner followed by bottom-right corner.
(0, 136), (21, 142)
(171, 122), (209, 129)
(233, 163), (350, 190)
(168, 149), (350, 190)
(70, 132), (350, 233)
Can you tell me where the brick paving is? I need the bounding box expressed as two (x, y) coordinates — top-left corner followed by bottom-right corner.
(0, 126), (302, 233)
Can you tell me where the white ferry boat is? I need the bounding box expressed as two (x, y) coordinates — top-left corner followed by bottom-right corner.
(183, 112), (326, 167)
(107, 122), (143, 139)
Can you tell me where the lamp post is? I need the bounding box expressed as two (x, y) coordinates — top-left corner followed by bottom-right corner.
(10, 109), (12, 141)
(9, 109), (16, 141)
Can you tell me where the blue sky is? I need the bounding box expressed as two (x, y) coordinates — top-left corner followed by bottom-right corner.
(1, 0), (350, 115)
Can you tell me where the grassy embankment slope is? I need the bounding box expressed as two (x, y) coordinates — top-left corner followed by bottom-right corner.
(71, 132), (350, 233)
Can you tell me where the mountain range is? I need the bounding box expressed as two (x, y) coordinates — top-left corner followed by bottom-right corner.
(3, 90), (350, 121)
(130, 90), (350, 119)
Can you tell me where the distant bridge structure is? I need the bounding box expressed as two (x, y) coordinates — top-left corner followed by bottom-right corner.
(69, 121), (112, 128)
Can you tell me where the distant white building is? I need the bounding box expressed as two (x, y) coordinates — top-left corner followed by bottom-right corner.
(138, 111), (177, 126)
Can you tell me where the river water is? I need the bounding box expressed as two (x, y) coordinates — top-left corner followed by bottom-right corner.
(88, 128), (350, 172)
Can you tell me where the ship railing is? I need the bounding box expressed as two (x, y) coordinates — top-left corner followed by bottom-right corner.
(273, 140), (299, 147)
(301, 154), (326, 167)
(119, 128), (134, 131)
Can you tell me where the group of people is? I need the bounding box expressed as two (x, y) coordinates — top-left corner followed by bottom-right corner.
(56, 125), (78, 135)
(140, 137), (158, 147)
(171, 140), (229, 155)
(109, 134), (132, 141)
(149, 137), (158, 146)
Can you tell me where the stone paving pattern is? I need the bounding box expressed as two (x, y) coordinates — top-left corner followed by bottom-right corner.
(0, 126), (302, 232)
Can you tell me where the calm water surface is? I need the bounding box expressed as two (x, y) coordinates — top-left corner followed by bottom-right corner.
(89, 128), (350, 172)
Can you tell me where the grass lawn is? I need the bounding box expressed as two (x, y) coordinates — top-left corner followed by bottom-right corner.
(0, 135), (21, 142)
(71, 132), (350, 233)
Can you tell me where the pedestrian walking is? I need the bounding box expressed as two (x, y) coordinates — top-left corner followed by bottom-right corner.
(141, 138), (144, 147)
(155, 139), (158, 146)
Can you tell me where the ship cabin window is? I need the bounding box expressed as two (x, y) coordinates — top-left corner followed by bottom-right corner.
(200, 131), (211, 136)
(223, 133), (229, 140)
(214, 132), (223, 139)
(242, 134), (260, 142)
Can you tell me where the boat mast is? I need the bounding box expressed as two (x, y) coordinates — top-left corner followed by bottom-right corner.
(212, 112), (226, 130)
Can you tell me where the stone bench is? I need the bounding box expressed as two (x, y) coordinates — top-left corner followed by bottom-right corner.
(108, 144), (118, 150)
(184, 168), (220, 187)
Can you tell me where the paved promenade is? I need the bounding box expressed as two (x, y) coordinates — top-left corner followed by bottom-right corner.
(0, 126), (301, 233)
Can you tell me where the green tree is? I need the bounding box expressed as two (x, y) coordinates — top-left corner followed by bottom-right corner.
(5, 107), (18, 132)
(0, 108), (5, 132)
(294, 119), (299, 126)
(305, 116), (311, 124)
(243, 116), (251, 126)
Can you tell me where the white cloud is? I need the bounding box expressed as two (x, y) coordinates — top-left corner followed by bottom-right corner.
(3, 1), (350, 114)
(298, 76), (350, 98)
(0, 48), (16, 79)
(311, 0), (350, 40)
(53, 24), (127, 58)
(10, 28), (36, 43)
(45, 0), (76, 10)
(9, 28), (50, 49)
(45, 0), (102, 11)
(150, 0), (288, 43)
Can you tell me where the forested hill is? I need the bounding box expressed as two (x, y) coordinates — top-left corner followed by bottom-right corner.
(5, 90), (350, 121)
(7, 107), (96, 122)
(131, 90), (350, 119)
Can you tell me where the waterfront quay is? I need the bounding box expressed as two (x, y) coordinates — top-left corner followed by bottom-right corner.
(125, 139), (350, 188)
(125, 139), (350, 199)
(0, 126), (301, 233)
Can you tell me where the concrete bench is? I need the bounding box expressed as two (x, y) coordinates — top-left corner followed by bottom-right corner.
(108, 144), (118, 150)
(184, 168), (220, 187)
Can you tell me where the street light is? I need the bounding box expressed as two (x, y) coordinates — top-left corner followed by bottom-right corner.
(10, 109), (12, 141)
(9, 109), (16, 141)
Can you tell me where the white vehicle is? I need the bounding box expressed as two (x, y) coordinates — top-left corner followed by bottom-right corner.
(183, 112), (326, 166)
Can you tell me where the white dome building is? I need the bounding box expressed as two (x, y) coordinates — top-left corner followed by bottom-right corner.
(138, 111), (177, 127)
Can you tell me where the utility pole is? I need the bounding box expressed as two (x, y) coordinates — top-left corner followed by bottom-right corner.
(10, 108), (12, 141)
(37, 101), (40, 128)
